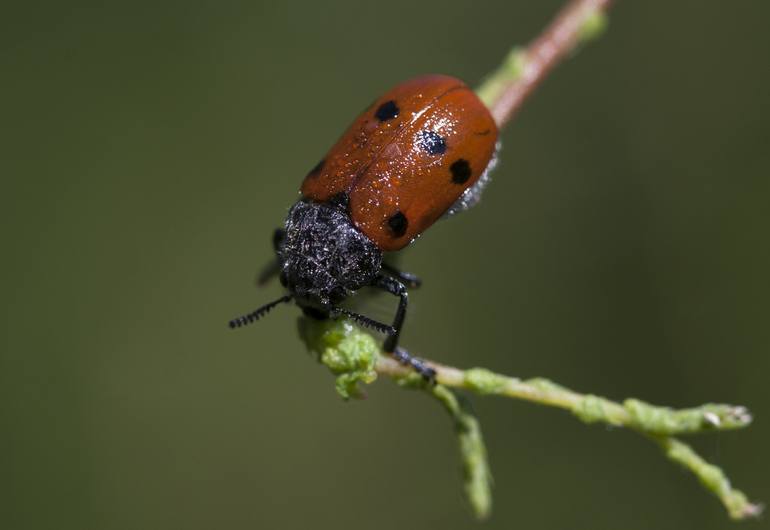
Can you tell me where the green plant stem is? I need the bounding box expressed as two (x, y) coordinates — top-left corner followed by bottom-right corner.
(299, 318), (761, 521)
(378, 358), (753, 436)
(378, 355), (760, 520)
(477, 0), (613, 128)
(654, 436), (763, 520)
(427, 384), (493, 520)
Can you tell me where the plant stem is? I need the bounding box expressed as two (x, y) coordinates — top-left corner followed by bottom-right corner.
(377, 357), (753, 436)
(374, 355), (761, 519)
(477, 0), (613, 128)
(300, 318), (761, 520)
(427, 384), (492, 520)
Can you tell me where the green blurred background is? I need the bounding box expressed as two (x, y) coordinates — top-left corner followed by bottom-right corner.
(3, 1), (769, 529)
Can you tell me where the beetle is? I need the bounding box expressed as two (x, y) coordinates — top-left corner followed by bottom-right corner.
(229, 74), (499, 379)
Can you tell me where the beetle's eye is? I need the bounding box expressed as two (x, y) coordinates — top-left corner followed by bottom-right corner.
(279, 271), (288, 287)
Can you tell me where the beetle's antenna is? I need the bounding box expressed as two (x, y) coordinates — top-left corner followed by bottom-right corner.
(332, 307), (396, 336)
(228, 295), (293, 329)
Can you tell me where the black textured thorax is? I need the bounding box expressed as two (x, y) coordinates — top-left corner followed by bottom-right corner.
(279, 200), (382, 311)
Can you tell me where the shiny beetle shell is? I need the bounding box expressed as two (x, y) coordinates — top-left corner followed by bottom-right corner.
(300, 74), (498, 251)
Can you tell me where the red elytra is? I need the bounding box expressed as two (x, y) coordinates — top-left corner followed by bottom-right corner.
(301, 74), (498, 251)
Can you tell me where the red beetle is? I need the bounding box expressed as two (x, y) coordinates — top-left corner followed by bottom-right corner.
(229, 75), (498, 379)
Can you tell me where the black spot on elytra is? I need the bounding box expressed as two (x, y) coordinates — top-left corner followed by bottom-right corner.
(375, 100), (399, 122)
(387, 211), (408, 238)
(307, 158), (325, 177)
(417, 130), (446, 155)
(450, 159), (472, 184)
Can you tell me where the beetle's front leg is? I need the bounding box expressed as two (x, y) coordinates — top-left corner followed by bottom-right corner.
(381, 262), (422, 288)
(372, 275), (435, 382)
(255, 228), (286, 286)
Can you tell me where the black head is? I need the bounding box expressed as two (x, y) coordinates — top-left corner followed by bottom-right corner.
(278, 199), (382, 311)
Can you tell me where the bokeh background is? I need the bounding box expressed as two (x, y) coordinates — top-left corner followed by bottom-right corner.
(3, 1), (769, 529)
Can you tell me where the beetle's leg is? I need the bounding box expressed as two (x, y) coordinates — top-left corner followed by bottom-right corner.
(374, 275), (408, 352)
(255, 228), (286, 286)
(381, 262), (422, 288)
(331, 307), (395, 336)
(256, 261), (280, 286)
(373, 275), (435, 382)
(272, 228), (286, 251)
(392, 347), (436, 383)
